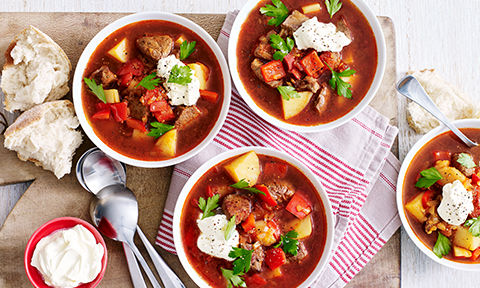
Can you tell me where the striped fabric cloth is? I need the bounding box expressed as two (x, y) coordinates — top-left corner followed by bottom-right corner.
(156, 11), (401, 288)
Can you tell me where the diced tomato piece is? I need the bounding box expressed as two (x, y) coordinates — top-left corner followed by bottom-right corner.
(245, 274), (268, 286)
(91, 109), (111, 120)
(150, 100), (169, 112)
(125, 118), (146, 132)
(254, 184), (277, 207)
(432, 150), (452, 162)
(421, 189), (434, 209)
(119, 72), (133, 89)
(290, 68), (303, 80)
(265, 248), (286, 270)
(95, 102), (111, 112)
(261, 60), (286, 82)
(286, 192), (312, 219)
(200, 90), (219, 103)
(206, 185), (215, 198)
(300, 50), (324, 78)
(110, 102), (128, 122)
(117, 57), (144, 76)
(472, 246), (480, 261)
(473, 174), (480, 185)
(264, 162), (288, 178)
(151, 100), (175, 122)
(283, 53), (296, 71)
(241, 213), (256, 232)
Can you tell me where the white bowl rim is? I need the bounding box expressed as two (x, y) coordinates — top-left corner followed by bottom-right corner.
(397, 119), (480, 271)
(172, 146), (335, 288)
(73, 11), (231, 168)
(227, 0), (386, 133)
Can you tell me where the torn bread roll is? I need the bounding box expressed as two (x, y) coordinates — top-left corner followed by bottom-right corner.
(1, 26), (71, 112)
(4, 100), (83, 179)
(406, 69), (480, 133)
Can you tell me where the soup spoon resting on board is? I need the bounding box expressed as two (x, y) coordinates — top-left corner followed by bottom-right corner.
(396, 75), (478, 147)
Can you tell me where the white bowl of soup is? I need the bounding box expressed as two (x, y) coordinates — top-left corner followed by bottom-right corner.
(228, 0), (385, 132)
(173, 147), (335, 288)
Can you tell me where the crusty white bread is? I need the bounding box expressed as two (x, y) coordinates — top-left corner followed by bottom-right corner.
(1, 26), (71, 112)
(4, 100), (82, 179)
(406, 69), (480, 133)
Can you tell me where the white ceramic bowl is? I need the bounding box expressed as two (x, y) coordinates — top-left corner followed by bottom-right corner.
(228, 0), (386, 132)
(73, 12), (231, 167)
(173, 146), (335, 287)
(397, 119), (480, 271)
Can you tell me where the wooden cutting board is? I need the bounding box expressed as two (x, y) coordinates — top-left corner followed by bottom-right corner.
(0, 13), (397, 288)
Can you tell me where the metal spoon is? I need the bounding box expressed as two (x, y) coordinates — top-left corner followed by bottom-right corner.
(90, 185), (162, 288)
(396, 75), (478, 147)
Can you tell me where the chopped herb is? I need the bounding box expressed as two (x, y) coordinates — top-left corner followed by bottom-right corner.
(277, 85), (300, 100)
(433, 232), (451, 258)
(198, 194), (220, 220)
(457, 153), (477, 169)
(465, 217), (480, 237)
(259, 0), (289, 27)
(270, 34), (294, 61)
(415, 167), (443, 188)
(84, 77), (106, 103)
(326, 63), (356, 99)
(147, 122), (174, 139)
(221, 268), (246, 288)
(136, 72), (161, 90)
(230, 179), (266, 196)
(229, 247), (253, 274)
(325, 0), (342, 18)
(225, 215), (236, 240)
(168, 65), (192, 86)
(180, 40), (196, 60)
(274, 230), (299, 255)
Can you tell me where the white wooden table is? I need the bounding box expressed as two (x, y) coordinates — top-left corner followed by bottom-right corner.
(1, 0), (480, 287)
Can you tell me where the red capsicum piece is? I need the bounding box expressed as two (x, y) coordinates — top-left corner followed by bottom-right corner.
(241, 213), (255, 232)
(110, 102), (128, 122)
(265, 247), (286, 270)
(200, 89), (219, 103)
(95, 102), (111, 112)
(254, 184), (277, 206)
(117, 57), (144, 76)
(286, 192), (312, 219)
(151, 100), (175, 122)
(471, 246), (480, 261)
(261, 60), (286, 82)
(91, 109), (111, 120)
(300, 50), (324, 78)
(422, 189), (434, 209)
(125, 118), (146, 132)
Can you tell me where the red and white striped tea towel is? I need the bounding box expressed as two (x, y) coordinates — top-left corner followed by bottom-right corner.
(156, 11), (401, 288)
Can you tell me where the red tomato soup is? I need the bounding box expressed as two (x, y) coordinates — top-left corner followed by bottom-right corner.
(180, 152), (328, 288)
(82, 20), (224, 161)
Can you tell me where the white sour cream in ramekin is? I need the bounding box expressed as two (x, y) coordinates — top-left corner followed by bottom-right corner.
(31, 224), (104, 288)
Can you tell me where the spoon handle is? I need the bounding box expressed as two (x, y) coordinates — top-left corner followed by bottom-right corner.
(127, 241), (162, 288)
(137, 226), (186, 288)
(123, 243), (147, 288)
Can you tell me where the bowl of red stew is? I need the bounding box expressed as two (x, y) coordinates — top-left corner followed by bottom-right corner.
(398, 119), (480, 270)
(173, 147), (334, 287)
(228, 0), (385, 132)
(73, 12), (230, 167)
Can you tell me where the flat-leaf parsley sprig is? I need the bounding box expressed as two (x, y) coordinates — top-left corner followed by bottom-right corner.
(84, 77), (106, 104)
(260, 0), (289, 27)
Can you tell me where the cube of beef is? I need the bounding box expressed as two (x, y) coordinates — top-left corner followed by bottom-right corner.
(136, 35), (174, 62)
(90, 65), (117, 88)
(337, 16), (352, 41)
(451, 152), (475, 177)
(315, 83), (333, 115)
(174, 105), (202, 129)
(286, 240), (308, 263)
(281, 10), (309, 35)
(222, 194), (251, 225)
(265, 180), (295, 203)
(253, 30), (277, 61)
(126, 96), (149, 123)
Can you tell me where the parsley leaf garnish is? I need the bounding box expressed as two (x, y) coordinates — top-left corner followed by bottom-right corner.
(198, 194), (220, 220)
(168, 65), (192, 86)
(259, 0), (289, 27)
(225, 215), (236, 240)
(147, 122), (174, 139)
(270, 34), (294, 61)
(84, 77), (106, 104)
(136, 72), (161, 90)
(457, 153), (477, 169)
(464, 217), (480, 237)
(325, 0), (342, 18)
(277, 85), (300, 100)
(326, 63), (355, 99)
(433, 232), (451, 258)
(230, 179), (266, 196)
(229, 247), (253, 274)
(415, 167), (443, 188)
(180, 40), (196, 60)
(274, 230), (299, 255)
(221, 268), (246, 288)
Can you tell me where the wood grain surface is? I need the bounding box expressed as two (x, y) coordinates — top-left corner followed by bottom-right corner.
(0, 13), (399, 288)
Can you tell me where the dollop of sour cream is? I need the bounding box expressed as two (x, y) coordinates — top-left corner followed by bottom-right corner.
(31, 224), (104, 288)
(197, 214), (239, 261)
(293, 17), (351, 53)
(157, 55), (200, 106)
(437, 180), (474, 225)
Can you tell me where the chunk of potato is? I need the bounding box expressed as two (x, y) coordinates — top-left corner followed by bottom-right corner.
(453, 245), (473, 258)
(175, 35), (186, 47)
(283, 214), (312, 239)
(282, 91), (313, 119)
(453, 225), (480, 251)
(435, 160), (471, 188)
(108, 38), (128, 63)
(132, 129), (150, 141)
(105, 89), (120, 104)
(224, 151), (260, 186)
(187, 63), (210, 90)
(302, 3), (321, 14)
(155, 129), (177, 158)
(405, 192), (427, 223)
(255, 220), (278, 246)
